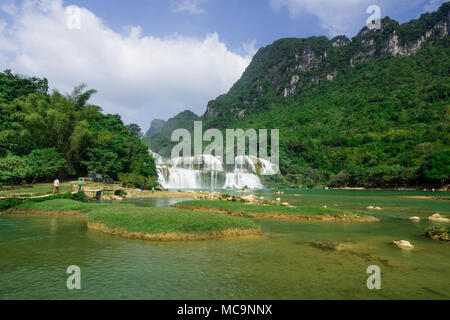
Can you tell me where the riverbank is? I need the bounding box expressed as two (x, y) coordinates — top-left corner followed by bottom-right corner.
(0, 183), (73, 198)
(175, 200), (379, 222)
(0, 182), (208, 200)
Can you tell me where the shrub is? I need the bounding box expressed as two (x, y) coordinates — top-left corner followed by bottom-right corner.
(72, 191), (88, 202)
(329, 170), (350, 187)
(118, 172), (159, 190)
(114, 190), (127, 197)
(0, 198), (24, 211)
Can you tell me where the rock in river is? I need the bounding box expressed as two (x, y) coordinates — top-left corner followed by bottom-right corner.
(428, 214), (450, 223)
(393, 240), (414, 249)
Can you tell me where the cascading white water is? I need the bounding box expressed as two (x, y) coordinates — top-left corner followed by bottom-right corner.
(149, 150), (164, 165)
(224, 171), (263, 189)
(171, 155), (224, 171)
(151, 150), (277, 190)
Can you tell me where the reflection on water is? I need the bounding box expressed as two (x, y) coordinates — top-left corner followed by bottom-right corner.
(0, 190), (449, 300)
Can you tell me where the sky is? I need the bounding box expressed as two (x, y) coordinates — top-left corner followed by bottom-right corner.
(0, 0), (446, 132)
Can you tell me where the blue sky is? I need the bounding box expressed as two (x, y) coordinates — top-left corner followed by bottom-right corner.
(70, 0), (445, 52)
(0, 0), (446, 131)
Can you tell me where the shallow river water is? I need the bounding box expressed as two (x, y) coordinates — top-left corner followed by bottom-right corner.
(0, 190), (449, 299)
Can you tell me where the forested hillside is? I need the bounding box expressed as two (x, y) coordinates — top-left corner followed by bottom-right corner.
(146, 2), (450, 188)
(145, 110), (200, 158)
(0, 70), (158, 188)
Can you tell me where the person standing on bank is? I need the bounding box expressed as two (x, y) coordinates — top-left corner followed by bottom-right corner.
(78, 179), (83, 192)
(53, 179), (60, 194)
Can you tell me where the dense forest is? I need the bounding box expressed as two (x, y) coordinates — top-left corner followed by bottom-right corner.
(0, 70), (158, 188)
(146, 3), (450, 189)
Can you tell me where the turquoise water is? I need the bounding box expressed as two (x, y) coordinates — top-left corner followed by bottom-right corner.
(0, 190), (449, 300)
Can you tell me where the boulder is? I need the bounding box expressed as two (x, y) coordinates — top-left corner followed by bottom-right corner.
(281, 202), (290, 207)
(409, 216), (421, 221)
(393, 240), (414, 249)
(367, 206), (375, 210)
(241, 194), (260, 204)
(428, 214), (450, 223)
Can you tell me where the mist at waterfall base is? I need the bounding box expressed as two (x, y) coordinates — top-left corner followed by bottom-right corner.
(150, 151), (278, 190)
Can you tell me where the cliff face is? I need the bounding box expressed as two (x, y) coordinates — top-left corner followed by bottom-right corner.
(144, 119), (166, 139)
(146, 110), (200, 157)
(204, 3), (450, 122)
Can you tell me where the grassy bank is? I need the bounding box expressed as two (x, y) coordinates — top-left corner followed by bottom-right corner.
(2, 198), (121, 216)
(88, 206), (261, 240)
(6, 199), (261, 240)
(0, 183), (73, 198)
(174, 200), (378, 222)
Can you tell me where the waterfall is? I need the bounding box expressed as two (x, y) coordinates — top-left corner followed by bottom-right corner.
(151, 150), (278, 190)
(224, 171), (263, 189)
(149, 149), (164, 165)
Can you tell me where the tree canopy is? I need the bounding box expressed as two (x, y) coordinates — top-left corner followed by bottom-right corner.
(0, 70), (157, 187)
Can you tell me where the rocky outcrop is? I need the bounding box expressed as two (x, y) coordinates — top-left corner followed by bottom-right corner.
(203, 3), (449, 121)
(332, 36), (350, 48)
(428, 213), (450, 223)
(393, 240), (414, 249)
(425, 226), (449, 241)
(144, 119), (166, 139)
(383, 19), (448, 57)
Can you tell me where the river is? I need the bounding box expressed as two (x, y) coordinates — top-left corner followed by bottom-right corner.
(0, 190), (449, 299)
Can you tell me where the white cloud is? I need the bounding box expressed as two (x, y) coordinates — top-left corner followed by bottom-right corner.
(171, 0), (207, 15)
(270, 0), (425, 37)
(0, 0), (252, 130)
(423, 0), (444, 13)
(242, 39), (257, 57)
(271, 0), (375, 37)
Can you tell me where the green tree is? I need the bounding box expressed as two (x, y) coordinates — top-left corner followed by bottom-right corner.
(0, 76), (158, 185)
(420, 151), (450, 186)
(127, 123), (143, 139)
(0, 154), (29, 186)
(329, 170), (350, 187)
(27, 148), (67, 184)
(82, 148), (120, 178)
(0, 69), (48, 103)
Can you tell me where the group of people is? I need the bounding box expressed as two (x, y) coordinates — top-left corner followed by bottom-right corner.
(52, 179), (84, 194)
